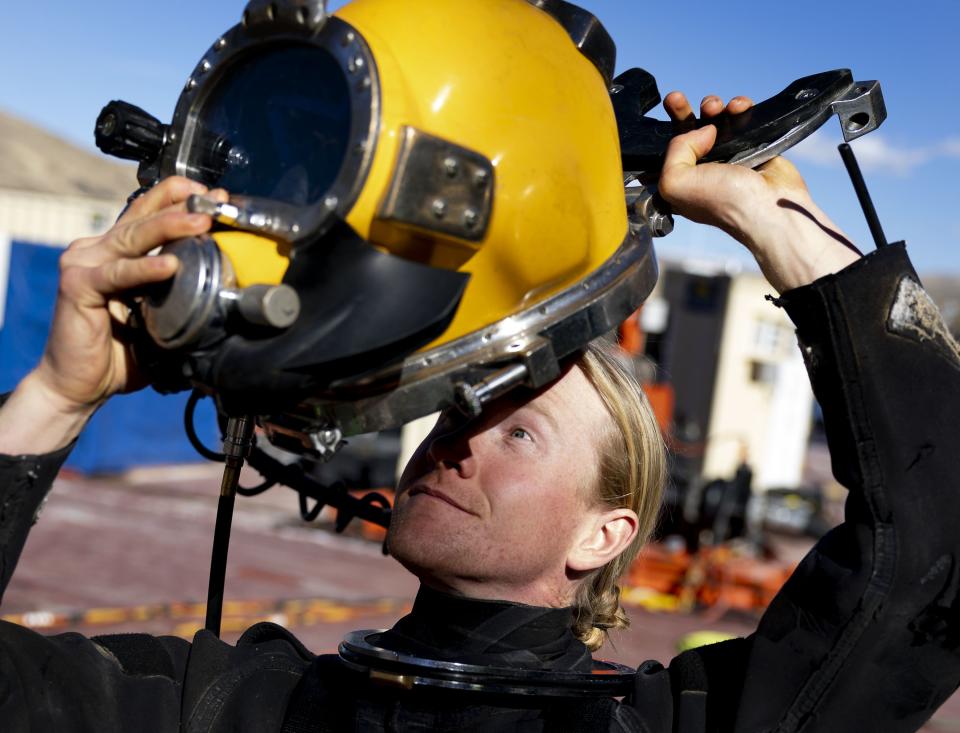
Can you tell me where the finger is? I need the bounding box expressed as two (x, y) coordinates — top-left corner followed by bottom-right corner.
(726, 96), (754, 114)
(121, 177), (209, 222)
(700, 95), (724, 119)
(658, 126), (719, 203)
(664, 91), (695, 122)
(84, 255), (180, 305)
(109, 210), (212, 259)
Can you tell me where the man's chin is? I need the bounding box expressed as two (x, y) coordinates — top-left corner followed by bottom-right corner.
(386, 511), (472, 580)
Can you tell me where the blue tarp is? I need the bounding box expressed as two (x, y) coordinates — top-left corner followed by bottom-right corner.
(0, 239), (218, 474)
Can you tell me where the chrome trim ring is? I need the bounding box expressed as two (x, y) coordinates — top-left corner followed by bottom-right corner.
(159, 14), (380, 243)
(266, 220), (658, 437)
(339, 629), (636, 698)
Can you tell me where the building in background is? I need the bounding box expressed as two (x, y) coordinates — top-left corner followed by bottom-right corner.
(0, 109), (133, 245)
(639, 259), (814, 492)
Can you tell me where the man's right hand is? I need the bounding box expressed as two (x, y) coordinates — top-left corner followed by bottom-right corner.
(657, 92), (862, 294)
(0, 177), (224, 455)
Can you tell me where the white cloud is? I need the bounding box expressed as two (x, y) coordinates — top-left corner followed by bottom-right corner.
(787, 132), (839, 166)
(941, 138), (960, 157)
(788, 130), (960, 176)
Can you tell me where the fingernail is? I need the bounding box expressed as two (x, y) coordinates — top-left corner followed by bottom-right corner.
(157, 254), (179, 270)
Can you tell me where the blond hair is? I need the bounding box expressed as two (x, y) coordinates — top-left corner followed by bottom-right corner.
(571, 339), (668, 651)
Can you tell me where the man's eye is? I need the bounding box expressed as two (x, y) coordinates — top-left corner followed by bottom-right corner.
(510, 427), (532, 441)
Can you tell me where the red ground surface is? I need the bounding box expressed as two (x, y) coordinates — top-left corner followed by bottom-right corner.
(4, 465), (959, 731)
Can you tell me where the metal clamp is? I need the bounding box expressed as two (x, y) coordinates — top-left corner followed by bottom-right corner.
(830, 80), (885, 142)
(378, 126), (494, 242)
(308, 425), (344, 461)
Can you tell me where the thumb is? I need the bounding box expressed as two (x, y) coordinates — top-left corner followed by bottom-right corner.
(659, 125), (717, 202)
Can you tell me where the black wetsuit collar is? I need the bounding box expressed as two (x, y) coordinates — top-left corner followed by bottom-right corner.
(374, 585), (593, 671)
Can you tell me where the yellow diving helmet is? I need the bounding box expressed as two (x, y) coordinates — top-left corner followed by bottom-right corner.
(94, 0), (885, 453)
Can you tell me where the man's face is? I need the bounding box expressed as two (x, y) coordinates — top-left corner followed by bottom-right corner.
(388, 364), (612, 606)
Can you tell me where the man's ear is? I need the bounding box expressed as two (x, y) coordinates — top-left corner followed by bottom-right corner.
(566, 507), (640, 573)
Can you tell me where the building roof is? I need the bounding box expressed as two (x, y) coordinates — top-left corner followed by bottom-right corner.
(0, 109), (136, 201)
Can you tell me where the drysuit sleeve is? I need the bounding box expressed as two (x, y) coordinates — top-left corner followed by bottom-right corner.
(0, 401), (73, 603)
(0, 404), (310, 731)
(0, 406), (188, 731)
(732, 243), (960, 732)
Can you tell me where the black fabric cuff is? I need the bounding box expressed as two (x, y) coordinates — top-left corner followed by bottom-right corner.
(776, 242), (915, 341)
(0, 392), (75, 602)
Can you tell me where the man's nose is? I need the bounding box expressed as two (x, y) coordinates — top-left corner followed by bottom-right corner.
(427, 426), (476, 478)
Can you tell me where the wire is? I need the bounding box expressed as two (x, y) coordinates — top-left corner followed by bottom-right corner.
(237, 479), (277, 497)
(183, 390), (275, 495)
(185, 390), (225, 462)
(183, 392), (392, 532)
(299, 489), (326, 521)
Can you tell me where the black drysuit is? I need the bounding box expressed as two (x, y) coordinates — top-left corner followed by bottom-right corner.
(1, 244), (959, 732)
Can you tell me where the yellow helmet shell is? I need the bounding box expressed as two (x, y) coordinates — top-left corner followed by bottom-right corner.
(336, 0), (629, 348)
(155, 0), (657, 432)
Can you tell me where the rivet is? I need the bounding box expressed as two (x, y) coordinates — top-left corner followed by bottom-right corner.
(291, 223), (301, 234)
(443, 157), (459, 177)
(432, 199), (447, 218)
(348, 56), (364, 73)
(342, 31), (356, 46)
(215, 37), (227, 51)
(324, 195), (339, 210)
(463, 208), (478, 229)
(167, 131), (177, 142)
(185, 78), (197, 91)
(199, 60), (212, 74)
(473, 169), (489, 188)
(359, 76), (372, 91)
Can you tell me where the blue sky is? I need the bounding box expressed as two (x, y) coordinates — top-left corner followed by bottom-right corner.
(2, 0), (957, 273)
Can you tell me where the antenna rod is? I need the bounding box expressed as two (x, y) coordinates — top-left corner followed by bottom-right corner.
(838, 143), (888, 249)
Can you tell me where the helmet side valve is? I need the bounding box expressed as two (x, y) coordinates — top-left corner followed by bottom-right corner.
(205, 415), (256, 637)
(222, 284), (302, 329)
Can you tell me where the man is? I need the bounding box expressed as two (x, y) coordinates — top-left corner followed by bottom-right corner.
(0, 91), (958, 732)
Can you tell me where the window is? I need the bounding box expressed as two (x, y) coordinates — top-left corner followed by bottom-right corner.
(753, 320), (783, 357)
(749, 360), (777, 385)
